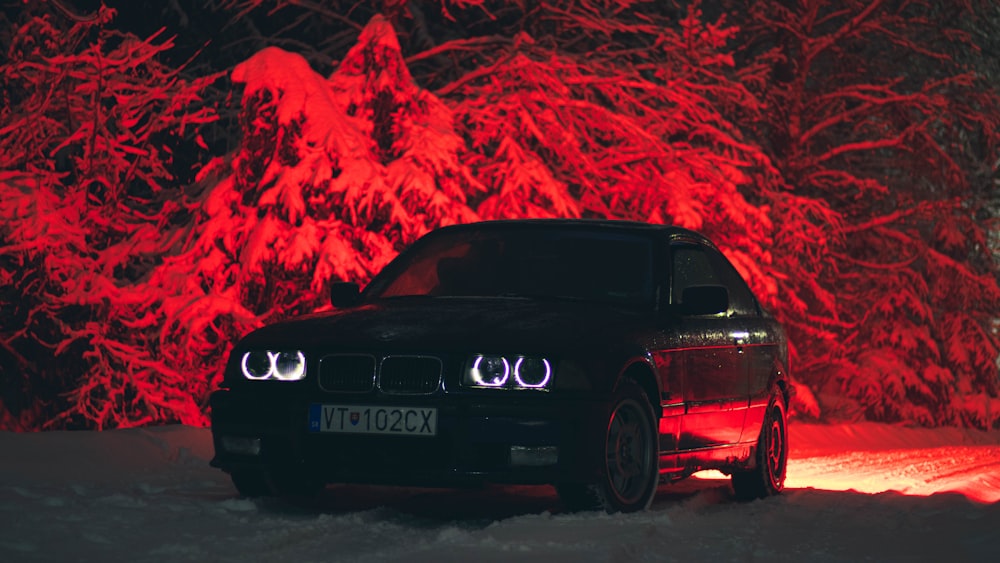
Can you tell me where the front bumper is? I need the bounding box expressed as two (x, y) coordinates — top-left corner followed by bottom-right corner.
(209, 389), (607, 487)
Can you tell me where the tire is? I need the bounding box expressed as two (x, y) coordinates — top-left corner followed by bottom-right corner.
(558, 379), (659, 513)
(230, 469), (271, 497)
(230, 467), (323, 499)
(732, 395), (788, 501)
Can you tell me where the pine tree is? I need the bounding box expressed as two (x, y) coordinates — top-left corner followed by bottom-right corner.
(108, 14), (483, 428)
(5, 1), (996, 429)
(723, 0), (1000, 427)
(426, 2), (781, 303)
(0, 6), (218, 429)
(0, 2), (792, 428)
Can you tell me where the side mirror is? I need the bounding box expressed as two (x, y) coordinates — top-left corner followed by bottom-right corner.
(330, 282), (361, 308)
(679, 285), (729, 316)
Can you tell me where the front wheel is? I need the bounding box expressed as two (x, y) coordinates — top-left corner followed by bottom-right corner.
(230, 467), (323, 499)
(732, 395), (788, 501)
(558, 379), (659, 513)
(230, 469), (271, 497)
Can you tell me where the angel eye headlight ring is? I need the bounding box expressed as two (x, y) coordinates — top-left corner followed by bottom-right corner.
(271, 350), (307, 380)
(241, 351), (273, 380)
(240, 350), (306, 381)
(514, 357), (552, 388)
(469, 355), (510, 387)
(465, 354), (553, 390)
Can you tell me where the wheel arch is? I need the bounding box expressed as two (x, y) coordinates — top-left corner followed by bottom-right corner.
(618, 360), (661, 419)
(777, 379), (790, 409)
(772, 366), (791, 409)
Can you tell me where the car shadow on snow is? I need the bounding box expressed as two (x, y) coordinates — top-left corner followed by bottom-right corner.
(248, 476), (736, 525)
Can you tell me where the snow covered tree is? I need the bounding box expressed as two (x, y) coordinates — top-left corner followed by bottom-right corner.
(0, 6), (219, 429)
(217, 3), (780, 297)
(438, 2), (779, 305)
(107, 13), (483, 428)
(5, 0), (996, 429)
(0, 2), (798, 429)
(103, 3), (782, 432)
(723, 0), (1000, 427)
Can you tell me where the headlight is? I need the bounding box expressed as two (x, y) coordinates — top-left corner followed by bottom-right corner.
(240, 350), (307, 381)
(464, 354), (553, 390)
(514, 357), (551, 388)
(469, 355), (510, 387)
(240, 350), (274, 380)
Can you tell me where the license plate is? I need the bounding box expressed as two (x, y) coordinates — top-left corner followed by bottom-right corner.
(308, 404), (437, 436)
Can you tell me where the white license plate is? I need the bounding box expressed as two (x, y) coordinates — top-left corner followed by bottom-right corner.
(308, 404), (437, 436)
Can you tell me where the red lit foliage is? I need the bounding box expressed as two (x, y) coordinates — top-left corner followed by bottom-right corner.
(444, 3), (778, 302)
(1, 1), (997, 430)
(128, 15), (485, 417)
(136, 4), (776, 432)
(0, 7), (219, 429)
(723, 0), (1000, 427)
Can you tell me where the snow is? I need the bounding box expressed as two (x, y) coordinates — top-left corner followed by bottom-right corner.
(1, 423), (998, 562)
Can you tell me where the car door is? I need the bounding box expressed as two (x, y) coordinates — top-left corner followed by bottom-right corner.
(734, 304), (786, 444)
(669, 242), (749, 449)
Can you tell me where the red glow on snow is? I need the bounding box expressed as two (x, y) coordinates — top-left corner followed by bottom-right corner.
(783, 448), (1000, 504)
(693, 424), (1000, 504)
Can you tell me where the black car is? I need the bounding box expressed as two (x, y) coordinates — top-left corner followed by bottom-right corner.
(210, 219), (790, 512)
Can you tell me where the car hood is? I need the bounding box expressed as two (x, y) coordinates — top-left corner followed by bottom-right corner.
(238, 297), (650, 353)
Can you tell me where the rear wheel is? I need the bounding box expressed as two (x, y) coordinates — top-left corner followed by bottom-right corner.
(558, 379), (659, 513)
(732, 395), (787, 501)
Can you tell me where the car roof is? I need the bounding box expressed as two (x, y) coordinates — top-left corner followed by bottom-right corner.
(431, 218), (713, 245)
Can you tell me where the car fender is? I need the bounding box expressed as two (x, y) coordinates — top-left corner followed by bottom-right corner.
(615, 356), (662, 418)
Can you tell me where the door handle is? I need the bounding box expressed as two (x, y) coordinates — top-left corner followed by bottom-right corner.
(731, 331), (748, 352)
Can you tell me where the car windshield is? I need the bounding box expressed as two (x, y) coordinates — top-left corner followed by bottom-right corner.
(366, 226), (655, 307)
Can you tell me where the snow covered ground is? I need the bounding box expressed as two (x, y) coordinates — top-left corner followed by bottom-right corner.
(1, 422), (998, 562)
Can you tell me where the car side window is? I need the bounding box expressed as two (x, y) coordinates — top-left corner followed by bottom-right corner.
(670, 243), (758, 317)
(705, 249), (758, 317)
(671, 245), (720, 303)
